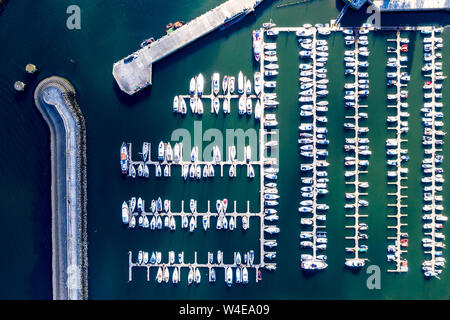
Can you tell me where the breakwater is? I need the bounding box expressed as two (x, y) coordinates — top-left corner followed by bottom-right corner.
(34, 76), (88, 300)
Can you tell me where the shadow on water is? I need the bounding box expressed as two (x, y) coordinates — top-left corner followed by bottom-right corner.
(113, 79), (153, 107)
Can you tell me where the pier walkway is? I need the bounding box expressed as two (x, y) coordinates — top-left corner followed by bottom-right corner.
(34, 77), (88, 300)
(113, 0), (264, 95)
(386, 31), (409, 273)
(421, 29), (446, 278)
(298, 28), (329, 267)
(344, 36), (370, 266)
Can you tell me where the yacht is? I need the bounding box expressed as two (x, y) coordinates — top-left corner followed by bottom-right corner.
(130, 197), (136, 213)
(238, 71), (244, 94)
(172, 268), (179, 284)
(246, 98), (252, 115)
(345, 259), (365, 268)
(226, 267), (233, 287)
(210, 268), (216, 282)
(189, 77), (196, 96)
(122, 201), (129, 224)
(229, 76), (235, 94)
(212, 73), (220, 96)
(173, 95), (179, 113)
(197, 73), (204, 96)
(156, 267), (163, 283)
(188, 267), (194, 285)
(120, 142), (129, 175)
(238, 96), (246, 115)
(158, 141), (165, 161)
(222, 75), (228, 94)
(254, 72), (261, 96)
(213, 97), (220, 114)
(137, 197), (143, 213)
(252, 29), (262, 62)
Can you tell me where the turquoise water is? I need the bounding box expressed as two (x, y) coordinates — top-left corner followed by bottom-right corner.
(0, 0), (448, 299)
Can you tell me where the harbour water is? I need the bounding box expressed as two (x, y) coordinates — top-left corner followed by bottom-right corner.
(0, 0), (448, 299)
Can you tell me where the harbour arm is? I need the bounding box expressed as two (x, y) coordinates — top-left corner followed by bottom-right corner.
(34, 76), (88, 300)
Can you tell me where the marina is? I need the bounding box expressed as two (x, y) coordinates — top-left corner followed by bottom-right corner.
(122, 23), (447, 283)
(1, 0), (450, 300)
(124, 28), (281, 285)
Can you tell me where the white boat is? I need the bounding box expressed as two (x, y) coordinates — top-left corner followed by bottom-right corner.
(229, 76), (235, 94)
(238, 96), (246, 115)
(188, 267), (194, 285)
(197, 99), (204, 114)
(223, 98), (230, 114)
(254, 72), (261, 96)
(172, 268), (179, 284)
(158, 141), (165, 161)
(246, 98), (252, 115)
(238, 71), (244, 94)
(189, 77), (196, 96)
(245, 79), (252, 95)
(255, 100), (262, 120)
(213, 97), (220, 114)
(197, 73), (204, 96)
(173, 95), (179, 113)
(222, 75), (228, 94)
(345, 259), (365, 268)
(122, 201), (129, 224)
(226, 267), (233, 287)
(212, 73), (220, 96)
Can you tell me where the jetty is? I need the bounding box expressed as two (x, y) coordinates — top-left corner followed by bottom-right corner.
(343, 34), (370, 267)
(113, 0), (264, 95)
(386, 31), (409, 273)
(297, 27), (329, 269)
(34, 76), (88, 300)
(421, 28), (446, 278)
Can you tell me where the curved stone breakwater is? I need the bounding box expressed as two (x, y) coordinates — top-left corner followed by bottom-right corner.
(34, 76), (88, 300)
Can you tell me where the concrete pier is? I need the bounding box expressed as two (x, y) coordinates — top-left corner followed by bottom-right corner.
(34, 76), (88, 300)
(113, 0), (264, 95)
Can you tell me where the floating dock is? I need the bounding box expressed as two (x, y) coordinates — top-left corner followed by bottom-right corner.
(298, 28), (329, 268)
(386, 31), (409, 273)
(421, 28), (446, 279)
(113, 0), (264, 95)
(343, 35), (370, 266)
